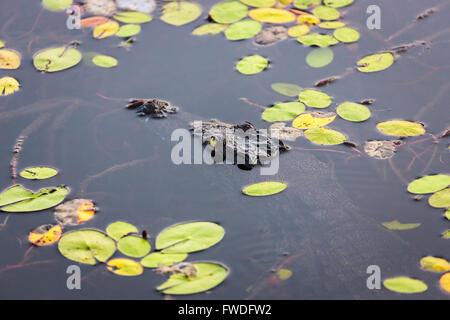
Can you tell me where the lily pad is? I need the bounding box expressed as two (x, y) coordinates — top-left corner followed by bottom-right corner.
(428, 188), (450, 208)
(106, 221), (138, 240)
(442, 230), (450, 239)
(420, 256), (450, 273)
(28, 224), (63, 246)
(93, 20), (120, 38)
(225, 19), (262, 40)
(312, 6), (340, 20)
(254, 26), (287, 45)
(248, 8), (296, 23)
(276, 268), (292, 280)
(293, 0), (321, 9)
(85, 0), (117, 16)
(113, 11), (152, 23)
(116, 0), (156, 14)
(116, 24), (141, 37)
(19, 166), (58, 180)
(382, 220), (421, 231)
(298, 89), (331, 108)
(58, 229), (116, 265)
(334, 26), (359, 43)
(383, 277), (428, 294)
(54, 199), (96, 226)
(236, 55), (268, 75)
(297, 33), (338, 47)
(376, 120), (425, 137)
(306, 47), (334, 68)
(92, 54), (118, 68)
(323, 0), (354, 8)
(0, 49), (21, 69)
(407, 175), (450, 194)
(242, 181), (287, 196)
(117, 235), (151, 257)
(33, 46), (82, 72)
(262, 102), (305, 122)
(269, 122), (303, 141)
(157, 262), (229, 295)
(440, 273), (450, 293)
(0, 40), (4, 48)
(0, 76), (20, 96)
(271, 83), (302, 97)
(160, 1), (202, 26)
(210, 1), (248, 24)
(357, 52), (394, 73)
(141, 252), (188, 268)
(156, 222), (225, 253)
(297, 14), (320, 25)
(292, 111), (336, 129)
(304, 127), (346, 145)
(80, 16), (111, 27)
(288, 24), (310, 37)
(364, 140), (400, 159)
(42, 0), (73, 11)
(107, 258), (143, 276)
(192, 23), (228, 35)
(240, 0), (276, 7)
(445, 209), (450, 220)
(318, 21), (346, 29)
(336, 102), (371, 122)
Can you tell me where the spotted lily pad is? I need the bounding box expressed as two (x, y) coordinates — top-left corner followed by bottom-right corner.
(297, 34), (338, 47)
(141, 252), (188, 268)
(297, 14), (320, 26)
(107, 258), (143, 276)
(0, 76), (20, 96)
(262, 102), (305, 122)
(357, 52), (394, 73)
(240, 0), (276, 7)
(92, 54), (118, 68)
(323, 0), (354, 8)
(0, 185), (69, 212)
(19, 166), (58, 180)
(160, 1), (202, 26)
(312, 6), (340, 20)
(225, 19), (262, 40)
(113, 11), (152, 23)
(33, 46), (82, 72)
(117, 235), (151, 257)
(304, 127), (346, 145)
(383, 277), (428, 294)
(242, 181), (287, 196)
(116, 24), (141, 37)
(236, 55), (268, 75)
(288, 24), (310, 37)
(58, 229), (116, 265)
(376, 120), (425, 137)
(42, 0), (73, 11)
(334, 27), (359, 43)
(248, 8), (296, 23)
(54, 199), (96, 226)
(382, 220), (421, 230)
(420, 256), (450, 273)
(192, 23), (228, 35)
(428, 188), (450, 208)
(407, 175), (450, 194)
(306, 47), (334, 68)
(364, 140), (400, 159)
(298, 89), (331, 108)
(293, 0), (321, 9)
(156, 222), (225, 253)
(210, 1), (248, 24)
(292, 111), (336, 129)
(106, 221), (139, 240)
(336, 102), (371, 122)
(0, 49), (21, 69)
(29, 224), (63, 246)
(271, 83), (302, 97)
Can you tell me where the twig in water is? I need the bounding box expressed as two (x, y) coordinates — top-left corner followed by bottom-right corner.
(388, 158), (408, 184)
(239, 98), (266, 110)
(0, 216), (9, 230)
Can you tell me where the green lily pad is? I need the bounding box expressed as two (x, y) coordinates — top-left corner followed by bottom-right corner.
(277, 268), (292, 280)
(429, 188), (450, 208)
(0, 40), (4, 48)
(297, 33), (338, 47)
(192, 23), (228, 35)
(106, 221), (138, 240)
(242, 181), (287, 196)
(442, 230), (450, 239)
(318, 21), (346, 29)
(141, 252), (188, 268)
(236, 55), (268, 75)
(271, 83), (302, 97)
(293, 0), (321, 9)
(240, 0), (276, 7)
(336, 102), (371, 122)
(116, 24), (141, 37)
(210, 1), (248, 24)
(299, 89), (331, 108)
(225, 19), (262, 40)
(407, 175), (450, 194)
(376, 120), (425, 137)
(383, 277), (427, 293)
(160, 1), (202, 26)
(445, 209), (450, 220)
(323, 0), (354, 8)
(33, 46), (82, 72)
(0, 185), (69, 212)
(262, 102), (305, 122)
(42, 0), (73, 11)
(92, 55), (118, 68)
(357, 52), (394, 72)
(117, 235), (151, 258)
(157, 262), (229, 295)
(334, 27), (359, 43)
(113, 11), (152, 23)
(312, 6), (340, 20)
(107, 258), (143, 276)
(420, 256), (450, 273)
(156, 222), (225, 253)
(382, 220), (421, 231)
(304, 127), (346, 145)
(19, 166), (58, 180)
(306, 47), (334, 68)
(58, 229), (116, 265)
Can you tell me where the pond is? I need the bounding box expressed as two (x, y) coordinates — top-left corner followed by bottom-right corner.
(0, 0), (449, 299)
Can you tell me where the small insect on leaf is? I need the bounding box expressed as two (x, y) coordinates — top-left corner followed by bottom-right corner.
(29, 224), (63, 246)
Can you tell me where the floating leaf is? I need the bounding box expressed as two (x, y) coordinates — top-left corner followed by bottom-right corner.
(306, 47), (334, 68)
(440, 273), (450, 293)
(254, 25), (288, 45)
(92, 54), (118, 68)
(93, 20), (120, 38)
(445, 209), (450, 220)
(376, 120), (425, 137)
(357, 52), (394, 73)
(420, 256), (450, 273)
(29, 224), (62, 246)
(293, 0), (321, 9)
(157, 262), (229, 295)
(407, 175), (450, 194)
(312, 6), (340, 20)
(210, 1), (248, 24)
(117, 235), (151, 258)
(106, 221), (138, 240)
(242, 181), (287, 196)
(156, 222), (225, 253)
(292, 111), (336, 129)
(113, 11), (152, 23)
(54, 199), (96, 226)
(304, 127), (346, 145)
(276, 268), (292, 280)
(0, 49), (21, 69)
(160, 2), (202, 26)
(0, 76), (20, 96)
(225, 19), (262, 40)
(116, 24), (141, 37)
(262, 102), (305, 122)
(298, 89), (331, 108)
(42, 0), (73, 11)
(428, 188), (450, 208)
(80, 16), (111, 27)
(336, 102), (370, 122)
(241, 0), (276, 7)
(323, 0), (354, 8)
(58, 229), (116, 265)
(33, 46), (82, 72)
(297, 14), (320, 25)
(334, 26), (359, 43)
(19, 166), (58, 180)
(107, 258), (143, 276)
(383, 277), (428, 294)
(318, 21), (345, 29)
(297, 33), (338, 47)
(248, 8), (296, 23)
(382, 220), (421, 230)
(0, 40), (4, 48)
(364, 140), (399, 159)
(271, 83), (302, 97)
(192, 23), (228, 35)
(141, 252), (188, 268)
(116, 0), (156, 14)
(236, 55), (268, 75)
(0, 185), (69, 213)
(269, 122), (303, 141)
(442, 230), (450, 239)
(85, 0), (117, 16)
(288, 24), (310, 37)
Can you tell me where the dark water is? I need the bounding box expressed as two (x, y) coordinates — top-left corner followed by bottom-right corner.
(0, 0), (449, 299)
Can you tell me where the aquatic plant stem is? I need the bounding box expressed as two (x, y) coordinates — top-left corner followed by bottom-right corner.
(388, 158), (408, 185)
(239, 97), (266, 110)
